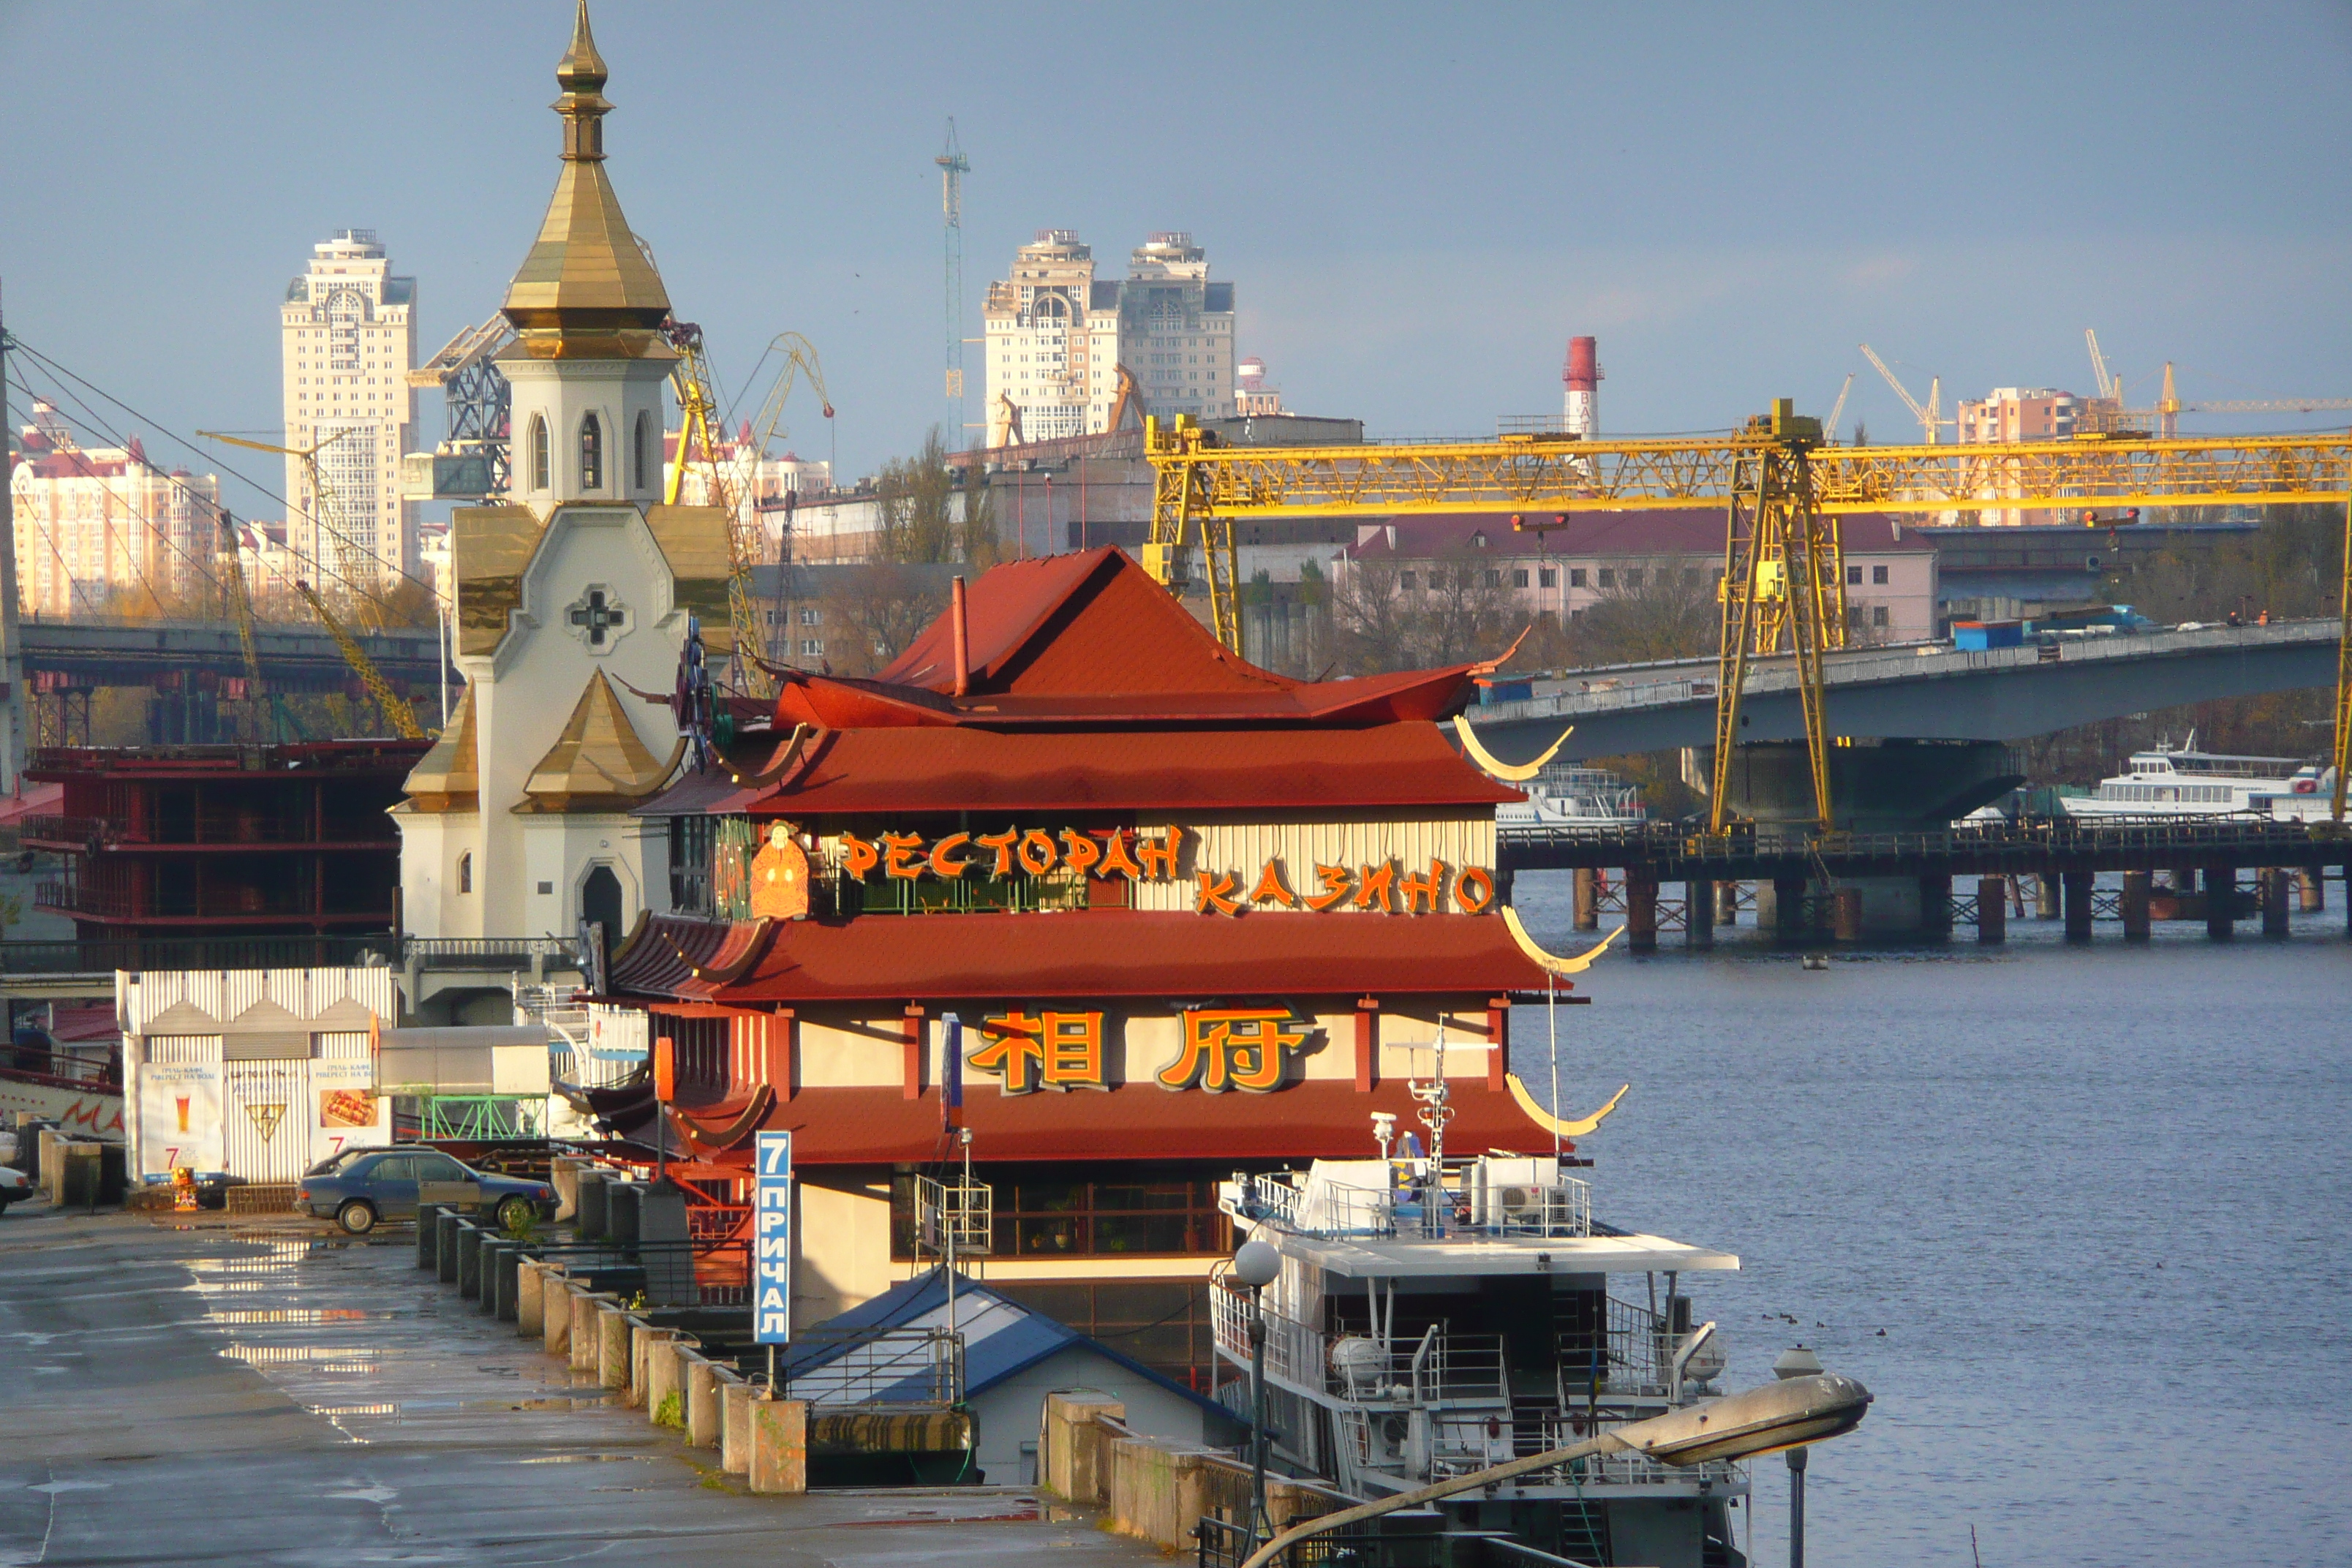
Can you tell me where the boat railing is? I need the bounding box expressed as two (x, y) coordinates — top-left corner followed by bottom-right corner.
(1212, 1289), (1507, 1406)
(1234, 1166), (1591, 1241)
(1556, 1295), (1674, 1397)
(1439, 1410), (1742, 1492)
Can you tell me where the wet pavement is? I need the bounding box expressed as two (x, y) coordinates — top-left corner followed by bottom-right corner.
(0, 1201), (1158, 1566)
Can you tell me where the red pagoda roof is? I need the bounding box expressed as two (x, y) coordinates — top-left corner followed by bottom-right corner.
(610, 910), (1553, 1005)
(768, 547), (1488, 731)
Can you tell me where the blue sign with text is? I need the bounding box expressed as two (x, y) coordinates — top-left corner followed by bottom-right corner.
(753, 1130), (792, 1344)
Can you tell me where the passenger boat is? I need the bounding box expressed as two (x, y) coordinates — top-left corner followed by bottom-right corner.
(1215, 1068), (1750, 1568)
(2060, 735), (2337, 819)
(1495, 764), (1648, 832)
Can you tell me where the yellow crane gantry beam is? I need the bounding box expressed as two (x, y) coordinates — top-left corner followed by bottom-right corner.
(1144, 412), (2352, 831)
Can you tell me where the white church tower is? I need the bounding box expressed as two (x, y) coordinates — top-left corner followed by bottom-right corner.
(396, 1), (732, 960)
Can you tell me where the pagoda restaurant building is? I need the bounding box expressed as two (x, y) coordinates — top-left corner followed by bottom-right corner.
(602, 546), (1577, 1389)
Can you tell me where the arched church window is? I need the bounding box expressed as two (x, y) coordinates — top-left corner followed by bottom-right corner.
(458, 851), (473, 894)
(580, 412), (603, 491)
(633, 411), (650, 492)
(530, 415), (551, 491)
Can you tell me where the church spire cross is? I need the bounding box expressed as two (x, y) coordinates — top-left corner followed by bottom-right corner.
(554, 0), (611, 162)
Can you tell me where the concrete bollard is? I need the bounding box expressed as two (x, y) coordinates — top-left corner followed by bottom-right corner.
(456, 1222), (483, 1300)
(475, 1236), (507, 1313)
(576, 1170), (610, 1239)
(598, 1303), (633, 1390)
(641, 1329), (687, 1423)
(517, 1259), (546, 1339)
(436, 1211), (464, 1284)
(416, 1203), (442, 1270)
(571, 1292), (611, 1373)
(720, 1375), (755, 1474)
(1976, 877), (2006, 943)
(2121, 870), (2152, 941)
(486, 1240), (520, 1318)
(628, 1322), (676, 1409)
(747, 1395), (809, 1494)
(607, 1181), (641, 1247)
(686, 1356), (725, 1448)
(1832, 886), (1863, 943)
(543, 1277), (576, 1358)
(549, 1157), (584, 1224)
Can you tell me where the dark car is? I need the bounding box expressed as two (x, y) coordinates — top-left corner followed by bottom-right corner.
(295, 1147), (557, 1235)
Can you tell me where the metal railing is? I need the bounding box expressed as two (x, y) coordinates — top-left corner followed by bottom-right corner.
(1197, 1513), (1596, 1568)
(1557, 1296), (1671, 1397)
(782, 1326), (965, 1408)
(1235, 1167), (1591, 1242)
(21, 813), (391, 848)
(406, 935), (586, 964)
(1499, 813), (2348, 859)
(0, 933), (399, 975)
(1212, 1287), (1507, 1406)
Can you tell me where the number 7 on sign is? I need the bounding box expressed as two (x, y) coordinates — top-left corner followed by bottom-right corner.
(758, 1133), (793, 1175)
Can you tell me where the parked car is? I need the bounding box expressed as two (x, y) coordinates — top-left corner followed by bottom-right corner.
(295, 1147), (557, 1235)
(0, 1164), (30, 1213)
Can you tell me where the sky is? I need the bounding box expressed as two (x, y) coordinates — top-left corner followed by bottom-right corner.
(4, 0), (2351, 524)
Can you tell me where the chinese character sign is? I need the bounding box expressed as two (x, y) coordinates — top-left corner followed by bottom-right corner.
(1158, 1010), (1312, 1093)
(967, 1011), (1108, 1094)
(753, 1131), (792, 1345)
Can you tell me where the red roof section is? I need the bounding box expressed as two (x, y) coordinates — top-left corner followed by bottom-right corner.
(696, 1079), (1552, 1166)
(747, 723), (1518, 815)
(613, 909), (1552, 1006)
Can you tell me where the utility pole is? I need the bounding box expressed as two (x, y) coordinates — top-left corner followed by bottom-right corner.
(0, 284), (27, 790)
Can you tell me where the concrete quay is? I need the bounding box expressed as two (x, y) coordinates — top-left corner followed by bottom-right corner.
(0, 1201), (1161, 1567)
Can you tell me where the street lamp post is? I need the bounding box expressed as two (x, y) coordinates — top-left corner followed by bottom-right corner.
(1236, 1369), (1872, 1568)
(1231, 1238), (1283, 1550)
(1774, 1345), (1826, 1568)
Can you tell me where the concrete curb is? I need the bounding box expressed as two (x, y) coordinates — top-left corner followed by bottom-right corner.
(747, 1395), (808, 1494)
(516, 1259), (546, 1339)
(720, 1375), (755, 1474)
(686, 1354), (725, 1449)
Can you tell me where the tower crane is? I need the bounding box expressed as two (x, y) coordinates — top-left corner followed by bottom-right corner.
(1144, 412), (2352, 829)
(731, 333), (833, 683)
(1823, 374), (1854, 445)
(2118, 362), (2352, 440)
(936, 120), (970, 405)
(197, 427), (389, 625)
(292, 579), (423, 741)
(1858, 344), (1945, 444)
(2084, 328), (2117, 403)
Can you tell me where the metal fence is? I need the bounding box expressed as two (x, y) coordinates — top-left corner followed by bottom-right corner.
(781, 1326), (965, 1408)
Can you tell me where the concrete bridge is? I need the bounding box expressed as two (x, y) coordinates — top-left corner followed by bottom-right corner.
(1466, 618), (2345, 762)
(17, 616), (444, 694)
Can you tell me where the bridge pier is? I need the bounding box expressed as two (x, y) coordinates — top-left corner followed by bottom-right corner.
(2205, 866), (2236, 939)
(2261, 868), (2291, 938)
(2034, 873), (2059, 921)
(1770, 877), (1808, 944)
(1716, 881), (1740, 926)
(1831, 888), (1864, 943)
(1572, 867), (1599, 932)
(2299, 868), (2325, 913)
(1626, 875), (1659, 953)
(2121, 871), (2152, 941)
(1918, 874), (1953, 938)
(2062, 870), (2095, 942)
(1975, 877), (2006, 943)
(1684, 881), (1714, 949)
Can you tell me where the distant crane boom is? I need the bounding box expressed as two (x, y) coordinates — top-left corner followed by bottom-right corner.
(293, 578), (422, 741)
(2084, 328), (2116, 402)
(1823, 374), (1854, 444)
(1858, 344), (1943, 445)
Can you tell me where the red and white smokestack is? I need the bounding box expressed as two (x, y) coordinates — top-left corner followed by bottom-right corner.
(1562, 336), (1601, 437)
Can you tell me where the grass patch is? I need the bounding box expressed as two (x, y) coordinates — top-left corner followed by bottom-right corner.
(655, 1391), (685, 1429)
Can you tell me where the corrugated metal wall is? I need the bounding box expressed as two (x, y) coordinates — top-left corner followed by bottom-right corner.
(146, 1036), (221, 1064)
(1130, 815), (1497, 913)
(118, 968), (396, 1034)
(222, 1060), (312, 1183)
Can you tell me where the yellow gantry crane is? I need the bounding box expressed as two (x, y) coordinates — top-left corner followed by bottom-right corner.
(661, 322), (833, 698)
(1142, 412), (2352, 829)
(292, 579), (423, 741)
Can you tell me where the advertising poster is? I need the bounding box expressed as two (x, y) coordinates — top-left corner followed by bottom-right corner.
(310, 1058), (388, 1167)
(137, 1063), (222, 1176)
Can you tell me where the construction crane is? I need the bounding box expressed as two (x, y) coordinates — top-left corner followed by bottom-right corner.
(2084, 328), (2117, 404)
(2114, 362), (2352, 440)
(292, 579), (423, 741)
(197, 426), (388, 622)
(1858, 344), (1945, 444)
(936, 120), (970, 405)
(1142, 412), (2352, 829)
(402, 314), (516, 499)
(1823, 374), (1855, 445)
(729, 333), (834, 686)
(212, 510), (271, 740)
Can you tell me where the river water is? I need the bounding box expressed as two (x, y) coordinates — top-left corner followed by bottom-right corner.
(1509, 872), (2350, 1568)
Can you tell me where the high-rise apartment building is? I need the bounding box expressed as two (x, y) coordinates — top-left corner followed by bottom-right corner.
(10, 402), (222, 618)
(279, 229), (419, 593)
(982, 230), (1236, 445)
(1955, 386), (2097, 525)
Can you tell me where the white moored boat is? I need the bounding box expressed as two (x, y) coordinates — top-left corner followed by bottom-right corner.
(2060, 734), (2337, 821)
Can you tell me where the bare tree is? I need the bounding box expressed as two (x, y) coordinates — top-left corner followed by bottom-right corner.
(1564, 558), (1719, 666)
(819, 565), (947, 677)
(872, 428), (999, 568)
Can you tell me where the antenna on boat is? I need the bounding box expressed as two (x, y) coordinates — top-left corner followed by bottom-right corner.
(1409, 1023), (1455, 1234)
